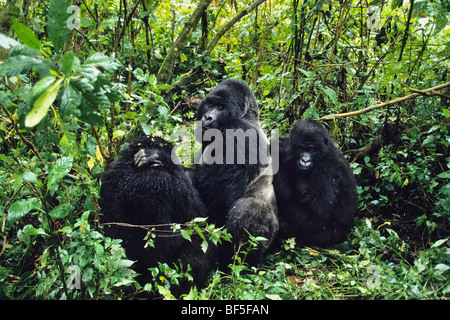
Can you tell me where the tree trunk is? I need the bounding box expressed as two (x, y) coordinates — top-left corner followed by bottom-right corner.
(169, 0), (267, 89)
(156, 0), (213, 84)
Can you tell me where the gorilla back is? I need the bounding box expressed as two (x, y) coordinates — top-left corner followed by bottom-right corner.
(273, 119), (358, 247)
(100, 136), (211, 291)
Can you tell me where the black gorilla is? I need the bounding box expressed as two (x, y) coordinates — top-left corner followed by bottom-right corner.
(193, 79), (278, 265)
(273, 119), (358, 247)
(99, 136), (213, 292)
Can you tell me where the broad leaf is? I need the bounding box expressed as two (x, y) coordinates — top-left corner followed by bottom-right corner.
(11, 17), (42, 51)
(22, 172), (39, 185)
(47, 0), (72, 52)
(60, 82), (82, 117)
(48, 203), (72, 219)
(0, 33), (20, 50)
(0, 55), (40, 77)
(60, 51), (79, 76)
(25, 77), (64, 127)
(7, 198), (40, 225)
(47, 156), (74, 195)
(84, 52), (121, 73)
(23, 224), (47, 236)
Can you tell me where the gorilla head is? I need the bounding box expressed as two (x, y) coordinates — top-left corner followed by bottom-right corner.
(101, 136), (200, 225)
(197, 79), (259, 136)
(289, 119), (332, 172)
(197, 78), (259, 131)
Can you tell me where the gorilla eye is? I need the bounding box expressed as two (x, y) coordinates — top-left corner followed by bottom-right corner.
(300, 145), (315, 153)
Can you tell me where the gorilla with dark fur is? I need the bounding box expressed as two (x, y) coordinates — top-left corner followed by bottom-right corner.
(193, 79), (278, 265)
(100, 136), (213, 292)
(273, 119), (357, 247)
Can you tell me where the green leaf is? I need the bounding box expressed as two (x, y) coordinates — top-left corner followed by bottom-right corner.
(22, 172), (39, 185)
(84, 52), (121, 73)
(432, 238), (449, 248)
(48, 203), (72, 219)
(47, 0), (72, 52)
(7, 198), (40, 225)
(181, 229), (193, 242)
(322, 86), (338, 106)
(110, 258), (135, 269)
(434, 9), (448, 35)
(28, 76), (56, 103)
(254, 236), (269, 242)
(434, 263), (450, 276)
(60, 51), (79, 76)
(0, 55), (41, 77)
(47, 156), (74, 195)
(82, 267), (94, 283)
(60, 82), (82, 117)
(391, 0), (403, 10)
(201, 240), (209, 253)
(25, 77), (64, 127)
(11, 17), (42, 51)
(23, 224), (47, 236)
(303, 106), (319, 119)
(0, 33), (21, 50)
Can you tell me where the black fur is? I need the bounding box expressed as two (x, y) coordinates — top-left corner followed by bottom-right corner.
(193, 79), (278, 265)
(99, 136), (213, 293)
(273, 119), (358, 247)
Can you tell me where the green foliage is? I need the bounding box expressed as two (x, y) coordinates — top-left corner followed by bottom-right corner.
(1, 0), (449, 300)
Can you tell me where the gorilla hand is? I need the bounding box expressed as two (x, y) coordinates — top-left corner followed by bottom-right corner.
(134, 148), (163, 168)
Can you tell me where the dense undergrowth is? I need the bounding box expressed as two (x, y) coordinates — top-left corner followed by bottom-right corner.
(0, 0), (449, 299)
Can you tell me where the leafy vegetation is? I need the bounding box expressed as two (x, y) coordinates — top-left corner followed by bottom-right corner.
(0, 0), (449, 300)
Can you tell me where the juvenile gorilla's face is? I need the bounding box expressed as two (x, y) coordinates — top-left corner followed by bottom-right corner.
(290, 122), (330, 172)
(293, 141), (318, 172)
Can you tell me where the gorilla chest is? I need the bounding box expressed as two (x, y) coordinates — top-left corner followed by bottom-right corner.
(294, 176), (313, 204)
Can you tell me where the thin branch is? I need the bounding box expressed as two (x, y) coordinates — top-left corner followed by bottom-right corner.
(206, 0), (267, 55)
(157, 0), (213, 83)
(319, 81), (450, 121)
(1, 105), (42, 162)
(92, 126), (110, 160)
(112, 0), (144, 54)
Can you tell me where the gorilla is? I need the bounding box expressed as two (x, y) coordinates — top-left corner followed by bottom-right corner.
(273, 119), (358, 247)
(99, 136), (213, 293)
(193, 78), (278, 265)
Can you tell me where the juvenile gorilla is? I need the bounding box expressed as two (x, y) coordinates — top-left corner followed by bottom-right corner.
(100, 136), (212, 290)
(193, 79), (278, 265)
(273, 119), (358, 247)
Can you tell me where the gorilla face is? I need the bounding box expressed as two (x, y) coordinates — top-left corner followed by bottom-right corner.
(290, 119), (330, 172)
(198, 100), (230, 130)
(294, 142), (318, 172)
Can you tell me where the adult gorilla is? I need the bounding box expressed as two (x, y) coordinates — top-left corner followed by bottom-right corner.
(273, 119), (358, 247)
(193, 79), (278, 265)
(100, 136), (213, 292)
